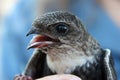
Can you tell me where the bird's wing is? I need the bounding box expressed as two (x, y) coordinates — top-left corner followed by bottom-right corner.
(103, 49), (117, 80)
(23, 50), (47, 79)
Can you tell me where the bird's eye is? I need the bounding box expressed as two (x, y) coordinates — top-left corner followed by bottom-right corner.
(55, 24), (68, 35)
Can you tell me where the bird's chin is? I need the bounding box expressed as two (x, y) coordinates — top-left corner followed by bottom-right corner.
(27, 35), (60, 50)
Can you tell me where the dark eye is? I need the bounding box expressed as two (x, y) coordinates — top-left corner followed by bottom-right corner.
(55, 24), (68, 35)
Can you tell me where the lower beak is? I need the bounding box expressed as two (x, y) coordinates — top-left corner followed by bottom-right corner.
(27, 35), (59, 49)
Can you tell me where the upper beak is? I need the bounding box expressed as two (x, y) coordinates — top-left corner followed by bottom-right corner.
(26, 27), (40, 36)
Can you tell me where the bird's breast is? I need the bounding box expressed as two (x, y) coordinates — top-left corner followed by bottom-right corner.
(46, 46), (96, 74)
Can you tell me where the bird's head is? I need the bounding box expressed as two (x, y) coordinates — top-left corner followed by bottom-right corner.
(27, 11), (88, 51)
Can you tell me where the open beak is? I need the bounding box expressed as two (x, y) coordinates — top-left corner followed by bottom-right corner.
(27, 35), (60, 49)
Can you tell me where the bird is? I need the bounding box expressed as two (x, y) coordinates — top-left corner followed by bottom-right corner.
(14, 11), (117, 80)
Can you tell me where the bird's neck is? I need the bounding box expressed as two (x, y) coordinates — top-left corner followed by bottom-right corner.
(46, 35), (102, 74)
(77, 35), (102, 56)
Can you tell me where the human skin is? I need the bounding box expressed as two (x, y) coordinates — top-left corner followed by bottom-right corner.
(36, 74), (81, 80)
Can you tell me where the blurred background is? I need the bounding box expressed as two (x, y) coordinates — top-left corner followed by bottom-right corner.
(0, 0), (120, 80)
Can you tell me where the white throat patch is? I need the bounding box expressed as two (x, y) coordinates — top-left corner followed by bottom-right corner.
(46, 44), (96, 74)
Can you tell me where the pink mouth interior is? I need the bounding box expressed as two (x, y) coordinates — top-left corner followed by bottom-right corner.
(27, 35), (59, 49)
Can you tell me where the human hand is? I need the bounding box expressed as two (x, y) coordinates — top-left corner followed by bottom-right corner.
(14, 74), (81, 80)
(36, 74), (81, 80)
